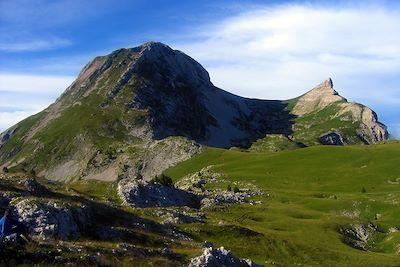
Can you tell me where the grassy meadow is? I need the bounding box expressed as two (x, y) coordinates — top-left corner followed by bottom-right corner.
(165, 142), (400, 266)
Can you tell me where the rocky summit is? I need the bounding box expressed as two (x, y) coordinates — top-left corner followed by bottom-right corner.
(0, 42), (388, 182)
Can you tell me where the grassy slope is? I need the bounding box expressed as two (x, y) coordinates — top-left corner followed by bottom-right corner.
(249, 134), (302, 152)
(290, 102), (362, 146)
(165, 142), (400, 266)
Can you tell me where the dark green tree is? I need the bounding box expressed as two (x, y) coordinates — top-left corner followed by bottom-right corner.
(361, 187), (367, 193)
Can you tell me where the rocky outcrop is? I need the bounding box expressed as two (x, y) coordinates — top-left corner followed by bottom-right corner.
(335, 103), (388, 143)
(189, 246), (262, 267)
(339, 223), (379, 250)
(117, 179), (200, 208)
(13, 199), (88, 240)
(319, 132), (345, 146)
(176, 166), (264, 209)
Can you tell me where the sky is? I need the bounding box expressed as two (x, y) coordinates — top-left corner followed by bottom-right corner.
(0, 0), (399, 137)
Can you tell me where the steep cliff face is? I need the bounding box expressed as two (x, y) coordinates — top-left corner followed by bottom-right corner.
(0, 42), (389, 181)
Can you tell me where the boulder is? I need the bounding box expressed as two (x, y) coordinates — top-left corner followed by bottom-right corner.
(13, 199), (87, 240)
(188, 246), (263, 267)
(118, 179), (200, 208)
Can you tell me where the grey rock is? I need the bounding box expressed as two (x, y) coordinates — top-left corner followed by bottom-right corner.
(319, 132), (344, 146)
(118, 179), (200, 208)
(155, 208), (205, 225)
(339, 223), (378, 250)
(13, 199), (88, 240)
(188, 246), (263, 267)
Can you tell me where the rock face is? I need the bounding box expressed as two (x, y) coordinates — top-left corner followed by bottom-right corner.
(13, 199), (87, 240)
(117, 179), (200, 208)
(0, 43), (389, 182)
(188, 246), (262, 267)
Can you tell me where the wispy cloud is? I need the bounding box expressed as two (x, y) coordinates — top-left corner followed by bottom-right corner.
(175, 4), (400, 100)
(0, 74), (74, 131)
(0, 38), (72, 52)
(0, 74), (74, 94)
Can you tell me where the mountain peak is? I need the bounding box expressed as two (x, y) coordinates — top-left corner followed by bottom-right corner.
(320, 77), (333, 89)
(141, 41), (169, 49)
(312, 77), (335, 93)
(292, 78), (346, 116)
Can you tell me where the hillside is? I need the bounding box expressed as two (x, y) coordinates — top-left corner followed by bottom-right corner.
(0, 42), (388, 182)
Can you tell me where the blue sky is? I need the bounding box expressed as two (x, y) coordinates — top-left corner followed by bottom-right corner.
(0, 0), (399, 137)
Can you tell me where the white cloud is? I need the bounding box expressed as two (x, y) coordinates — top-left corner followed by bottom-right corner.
(0, 74), (74, 94)
(0, 38), (72, 52)
(0, 74), (74, 131)
(175, 4), (400, 101)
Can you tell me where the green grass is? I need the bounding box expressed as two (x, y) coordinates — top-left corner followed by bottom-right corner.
(166, 142), (400, 266)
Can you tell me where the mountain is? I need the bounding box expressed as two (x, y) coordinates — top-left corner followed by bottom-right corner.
(0, 42), (388, 181)
(288, 78), (388, 146)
